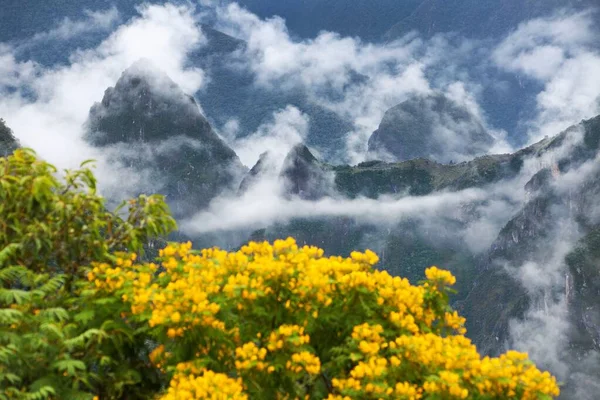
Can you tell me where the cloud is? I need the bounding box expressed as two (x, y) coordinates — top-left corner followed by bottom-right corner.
(0, 3), (206, 184)
(229, 106), (310, 167)
(27, 7), (121, 43)
(0, 45), (37, 87)
(493, 10), (600, 142)
(211, 3), (514, 164)
(181, 186), (489, 235)
(215, 4), (421, 91)
(493, 10), (596, 80)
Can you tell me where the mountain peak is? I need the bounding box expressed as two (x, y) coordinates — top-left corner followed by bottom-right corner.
(112, 59), (183, 99)
(285, 143), (319, 165)
(83, 62), (246, 217)
(85, 60), (210, 146)
(280, 144), (332, 200)
(368, 92), (494, 163)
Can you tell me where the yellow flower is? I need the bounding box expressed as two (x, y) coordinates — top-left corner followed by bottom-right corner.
(425, 266), (456, 286)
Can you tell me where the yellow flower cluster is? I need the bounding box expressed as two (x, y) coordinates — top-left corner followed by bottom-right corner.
(331, 331), (559, 399)
(352, 324), (385, 356)
(267, 324), (310, 351)
(88, 238), (559, 400)
(160, 369), (247, 400)
(425, 266), (456, 286)
(235, 342), (268, 371)
(286, 351), (321, 375)
(87, 253), (136, 291)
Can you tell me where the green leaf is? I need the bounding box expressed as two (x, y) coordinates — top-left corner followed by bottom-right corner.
(32, 176), (55, 203)
(25, 385), (56, 400)
(0, 288), (31, 305)
(52, 359), (86, 375)
(64, 328), (107, 350)
(39, 323), (64, 340)
(0, 308), (23, 324)
(0, 244), (20, 266)
(2, 373), (21, 384)
(39, 307), (69, 322)
(73, 309), (95, 324)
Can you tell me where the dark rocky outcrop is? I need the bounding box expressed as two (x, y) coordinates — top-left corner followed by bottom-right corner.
(367, 93), (494, 163)
(85, 61), (246, 218)
(237, 151), (277, 195)
(279, 144), (333, 200)
(0, 119), (19, 157)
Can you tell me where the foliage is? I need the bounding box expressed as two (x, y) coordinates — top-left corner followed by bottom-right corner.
(0, 149), (176, 399)
(91, 239), (560, 399)
(1, 150), (560, 399)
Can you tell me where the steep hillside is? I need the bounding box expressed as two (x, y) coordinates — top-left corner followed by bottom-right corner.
(460, 116), (600, 353)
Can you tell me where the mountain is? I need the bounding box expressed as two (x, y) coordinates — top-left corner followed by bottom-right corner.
(279, 144), (334, 200)
(460, 116), (600, 351)
(84, 61), (246, 218)
(237, 151), (276, 195)
(232, 121), (562, 301)
(367, 93), (495, 163)
(238, 144), (334, 200)
(0, 119), (19, 157)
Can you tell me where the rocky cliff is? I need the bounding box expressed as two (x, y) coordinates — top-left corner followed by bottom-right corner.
(85, 61), (246, 218)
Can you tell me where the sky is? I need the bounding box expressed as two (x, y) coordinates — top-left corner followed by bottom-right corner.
(1, 2), (600, 394)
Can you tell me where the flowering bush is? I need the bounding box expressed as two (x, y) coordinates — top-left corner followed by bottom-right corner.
(0, 150), (560, 399)
(89, 239), (560, 399)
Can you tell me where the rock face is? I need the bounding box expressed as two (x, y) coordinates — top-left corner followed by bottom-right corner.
(279, 144), (333, 200)
(237, 151), (277, 195)
(87, 61), (217, 146)
(0, 119), (19, 157)
(85, 61), (246, 217)
(237, 144), (334, 200)
(460, 116), (600, 353)
(367, 93), (494, 163)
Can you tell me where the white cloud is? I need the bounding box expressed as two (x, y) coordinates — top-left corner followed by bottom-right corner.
(0, 45), (37, 87)
(230, 106), (310, 167)
(27, 7), (121, 43)
(493, 10), (600, 142)
(493, 10), (595, 80)
(212, 3), (513, 164)
(181, 186), (489, 235)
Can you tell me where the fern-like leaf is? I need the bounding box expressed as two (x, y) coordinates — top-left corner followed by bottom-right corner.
(52, 359), (86, 375)
(0, 308), (23, 324)
(0, 288), (32, 305)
